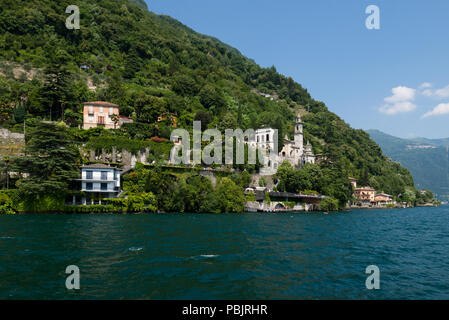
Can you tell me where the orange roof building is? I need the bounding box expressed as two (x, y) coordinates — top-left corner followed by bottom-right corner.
(83, 101), (120, 130)
(354, 187), (376, 202)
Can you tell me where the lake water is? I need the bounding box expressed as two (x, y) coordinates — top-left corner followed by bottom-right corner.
(1, 206), (449, 300)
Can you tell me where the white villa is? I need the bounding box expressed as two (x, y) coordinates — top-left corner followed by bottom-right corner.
(249, 127), (277, 152)
(250, 113), (316, 175)
(79, 164), (121, 205)
(248, 127), (278, 175)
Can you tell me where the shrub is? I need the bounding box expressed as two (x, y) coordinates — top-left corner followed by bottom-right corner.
(0, 192), (16, 214)
(104, 193), (158, 213)
(283, 201), (296, 209)
(108, 198), (127, 213)
(320, 197), (339, 212)
(302, 190), (319, 195)
(245, 193), (256, 202)
(126, 195), (144, 213)
(2, 189), (21, 210)
(85, 136), (151, 155)
(22, 195), (65, 213)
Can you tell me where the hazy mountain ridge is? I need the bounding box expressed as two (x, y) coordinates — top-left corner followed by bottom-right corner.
(409, 137), (449, 148)
(368, 130), (449, 148)
(367, 130), (449, 200)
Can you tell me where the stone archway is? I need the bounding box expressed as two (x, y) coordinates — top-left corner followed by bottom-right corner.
(274, 202), (286, 210)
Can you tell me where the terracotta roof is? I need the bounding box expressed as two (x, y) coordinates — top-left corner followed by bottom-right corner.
(376, 193), (392, 197)
(83, 101), (119, 108)
(149, 136), (168, 142)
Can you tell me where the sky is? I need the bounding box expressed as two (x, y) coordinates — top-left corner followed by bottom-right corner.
(146, 0), (449, 139)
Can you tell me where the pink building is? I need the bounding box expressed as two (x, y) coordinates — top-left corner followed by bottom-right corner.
(83, 101), (120, 130)
(354, 187), (376, 202)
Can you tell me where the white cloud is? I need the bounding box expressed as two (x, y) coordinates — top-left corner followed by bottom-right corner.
(384, 86), (416, 103)
(422, 103), (449, 118)
(419, 84), (449, 99)
(379, 83), (449, 117)
(434, 85), (449, 99)
(419, 82), (432, 89)
(379, 101), (416, 115)
(379, 86), (416, 115)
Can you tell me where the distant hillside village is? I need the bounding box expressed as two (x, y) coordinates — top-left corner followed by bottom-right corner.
(1, 99), (438, 215)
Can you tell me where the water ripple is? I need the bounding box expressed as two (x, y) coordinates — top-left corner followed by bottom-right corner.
(1, 207), (449, 299)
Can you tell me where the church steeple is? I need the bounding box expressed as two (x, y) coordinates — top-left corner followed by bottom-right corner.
(294, 112), (304, 151)
(295, 113), (303, 134)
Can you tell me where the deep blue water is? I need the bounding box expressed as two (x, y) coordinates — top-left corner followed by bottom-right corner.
(1, 206), (449, 299)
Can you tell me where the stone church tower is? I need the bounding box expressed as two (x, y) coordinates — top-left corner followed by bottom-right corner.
(294, 113), (304, 155)
(252, 111), (315, 175)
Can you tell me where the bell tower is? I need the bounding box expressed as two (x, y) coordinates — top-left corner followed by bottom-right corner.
(294, 113), (303, 152)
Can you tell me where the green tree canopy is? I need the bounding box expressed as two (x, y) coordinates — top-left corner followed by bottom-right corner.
(15, 122), (81, 211)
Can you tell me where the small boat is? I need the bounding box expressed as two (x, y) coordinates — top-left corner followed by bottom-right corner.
(324, 212), (329, 215)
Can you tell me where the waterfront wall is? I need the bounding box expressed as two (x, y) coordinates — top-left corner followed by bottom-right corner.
(245, 201), (315, 212)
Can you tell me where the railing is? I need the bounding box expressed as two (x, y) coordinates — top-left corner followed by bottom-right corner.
(82, 188), (117, 192)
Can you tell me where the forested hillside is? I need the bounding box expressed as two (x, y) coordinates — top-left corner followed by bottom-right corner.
(0, 0), (416, 204)
(368, 130), (449, 201)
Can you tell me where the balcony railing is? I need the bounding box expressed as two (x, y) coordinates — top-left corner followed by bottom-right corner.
(82, 188), (118, 193)
(79, 178), (118, 182)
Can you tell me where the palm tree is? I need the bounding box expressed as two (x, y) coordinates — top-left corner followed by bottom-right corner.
(110, 114), (119, 129)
